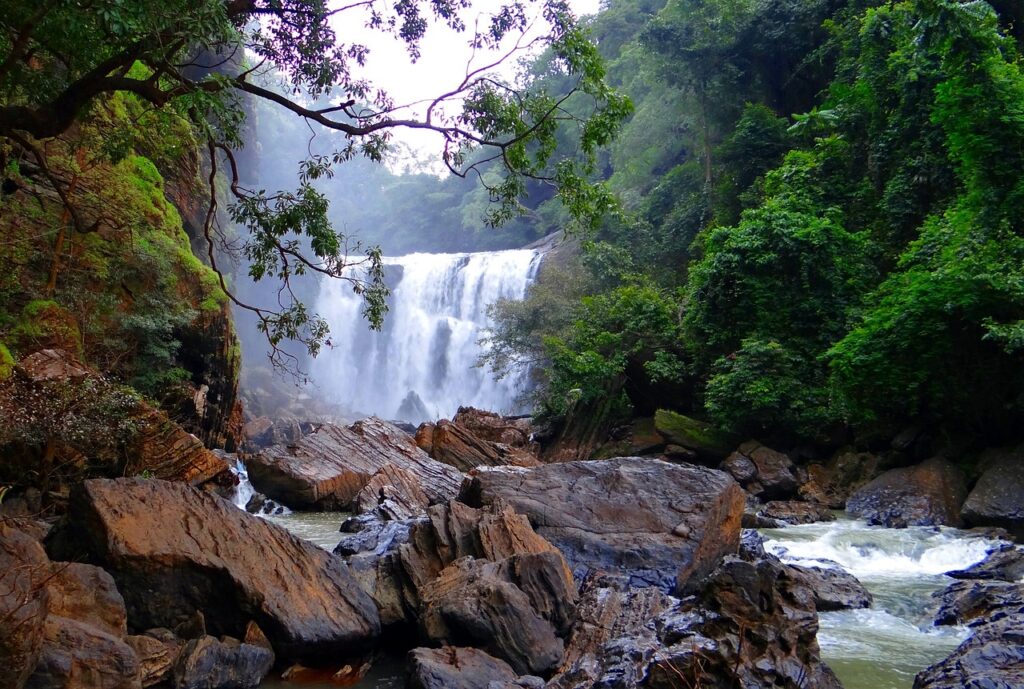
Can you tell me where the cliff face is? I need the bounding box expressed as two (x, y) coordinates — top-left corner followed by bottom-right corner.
(0, 89), (243, 459)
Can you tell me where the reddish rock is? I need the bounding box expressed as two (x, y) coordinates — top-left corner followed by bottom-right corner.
(47, 478), (380, 663)
(409, 646), (520, 689)
(247, 418), (462, 510)
(46, 563), (127, 638)
(420, 420), (539, 472)
(353, 464), (430, 520)
(847, 457), (967, 528)
(28, 615), (140, 689)
(452, 407), (535, 449)
(0, 523), (51, 689)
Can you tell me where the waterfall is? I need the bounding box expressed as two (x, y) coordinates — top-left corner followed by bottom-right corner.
(312, 249), (543, 423)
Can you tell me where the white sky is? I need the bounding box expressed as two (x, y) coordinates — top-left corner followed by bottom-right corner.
(326, 0), (601, 169)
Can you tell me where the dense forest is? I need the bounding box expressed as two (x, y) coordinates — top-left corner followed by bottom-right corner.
(472, 0), (1024, 453)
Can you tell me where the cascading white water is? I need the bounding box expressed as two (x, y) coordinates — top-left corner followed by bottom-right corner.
(762, 517), (1004, 689)
(312, 249), (543, 423)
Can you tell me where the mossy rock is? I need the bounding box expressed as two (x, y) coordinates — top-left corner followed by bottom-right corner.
(0, 343), (13, 381)
(654, 409), (737, 460)
(12, 301), (83, 356)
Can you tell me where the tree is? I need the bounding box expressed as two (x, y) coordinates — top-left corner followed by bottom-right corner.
(0, 0), (628, 369)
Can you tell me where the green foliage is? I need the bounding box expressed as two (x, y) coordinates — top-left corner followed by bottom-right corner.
(0, 343), (13, 381)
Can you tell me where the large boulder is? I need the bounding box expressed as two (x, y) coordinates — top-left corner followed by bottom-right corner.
(47, 478), (380, 663)
(0, 524), (51, 689)
(787, 563), (873, 611)
(721, 441), (801, 500)
(26, 616), (140, 689)
(353, 464), (430, 520)
(337, 501), (573, 630)
(931, 580), (1024, 626)
(418, 556), (566, 675)
(417, 420), (539, 472)
(653, 410), (735, 461)
(914, 614), (1024, 689)
(45, 564), (127, 639)
(550, 554), (842, 689)
(460, 458), (744, 593)
(759, 500), (835, 525)
(452, 408), (535, 449)
(847, 457), (967, 528)
(961, 445), (1024, 540)
(247, 418), (462, 510)
(172, 636), (273, 689)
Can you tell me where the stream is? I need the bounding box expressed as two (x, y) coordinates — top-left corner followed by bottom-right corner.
(257, 510), (1004, 688)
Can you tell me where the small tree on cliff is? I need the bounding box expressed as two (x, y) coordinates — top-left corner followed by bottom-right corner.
(0, 0), (629, 367)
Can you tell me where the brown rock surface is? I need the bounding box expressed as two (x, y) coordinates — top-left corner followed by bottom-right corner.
(0, 523), (51, 689)
(247, 418), (462, 509)
(452, 408), (535, 449)
(408, 646), (520, 689)
(425, 419), (539, 471)
(353, 464), (430, 520)
(961, 445), (1024, 539)
(172, 635), (273, 689)
(47, 478), (380, 663)
(847, 457), (967, 528)
(27, 616), (140, 689)
(45, 563), (127, 639)
(460, 458), (744, 593)
(126, 634), (180, 688)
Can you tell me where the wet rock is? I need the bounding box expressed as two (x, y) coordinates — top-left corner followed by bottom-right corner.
(738, 529), (767, 561)
(798, 463), (846, 509)
(825, 450), (882, 506)
(247, 418), (462, 510)
(653, 410), (735, 461)
(0, 523), (51, 689)
(548, 576), (676, 689)
(408, 647), (519, 689)
(722, 441), (800, 500)
(914, 614), (1024, 689)
(419, 557), (566, 675)
(787, 564), (873, 611)
(645, 556), (842, 689)
(353, 465), (430, 520)
(931, 580), (1024, 626)
(173, 635), (273, 689)
(47, 478), (380, 663)
(946, 544), (1024, 582)
(551, 554), (841, 689)
(419, 419), (539, 472)
(961, 445), (1024, 540)
(760, 500), (836, 525)
(847, 457), (967, 528)
(26, 616), (140, 689)
(460, 457), (744, 594)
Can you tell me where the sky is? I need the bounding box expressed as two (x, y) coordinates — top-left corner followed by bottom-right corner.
(325, 0), (601, 170)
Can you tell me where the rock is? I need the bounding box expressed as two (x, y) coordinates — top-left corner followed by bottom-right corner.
(396, 391), (431, 425)
(914, 614), (1024, 689)
(961, 445), (1024, 540)
(931, 580), (1024, 626)
(408, 647), (519, 689)
(26, 616), (140, 689)
(46, 563), (127, 638)
(593, 418), (666, 460)
(339, 501), (572, 631)
(241, 418), (317, 453)
(548, 576), (676, 689)
(653, 410), (735, 461)
(760, 500), (836, 525)
(247, 418), (462, 510)
(419, 557), (565, 675)
(825, 449), (882, 506)
(460, 458), (744, 594)
(798, 463), (845, 509)
(0, 523), (51, 689)
(1, 350), (231, 489)
(353, 465), (430, 520)
(787, 563), (873, 611)
(722, 441), (800, 500)
(452, 408), (535, 449)
(946, 544), (1024, 582)
(738, 529), (768, 561)
(126, 634), (180, 688)
(47, 478), (380, 663)
(847, 457), (967, 527)
(420, 420), (539, 472)
(173, 636), (273, 689)
(645, 556), (842, 689)
(551, 554), (841, 689)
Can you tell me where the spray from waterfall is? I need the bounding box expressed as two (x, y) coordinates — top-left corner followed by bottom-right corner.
(312, 249), (542, 423)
